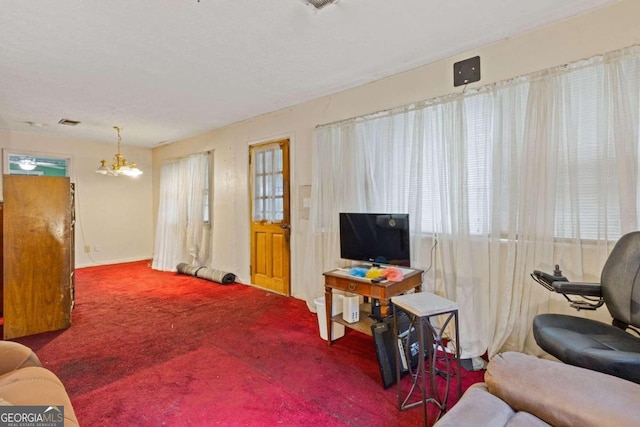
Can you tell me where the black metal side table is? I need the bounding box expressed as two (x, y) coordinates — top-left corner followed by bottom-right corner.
(391, 292), (461, 426)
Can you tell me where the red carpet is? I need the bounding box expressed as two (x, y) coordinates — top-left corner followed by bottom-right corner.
(13, 261), (484, 426)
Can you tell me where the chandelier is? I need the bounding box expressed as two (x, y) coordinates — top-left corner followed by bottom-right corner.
(96, 126), (143, 177)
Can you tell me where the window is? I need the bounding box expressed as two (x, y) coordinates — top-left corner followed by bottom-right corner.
(315, 46), (640, 242)
(251, 143), (284, 222)
(4, 150), (71, 177)
(152, 151), (210, 270)
(203, 155), (211, 223)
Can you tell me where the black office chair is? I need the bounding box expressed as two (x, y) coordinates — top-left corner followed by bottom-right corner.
(531, 231), (640, 384)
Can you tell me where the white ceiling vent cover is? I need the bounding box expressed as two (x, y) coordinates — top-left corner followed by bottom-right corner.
(302, 0), (337, 9)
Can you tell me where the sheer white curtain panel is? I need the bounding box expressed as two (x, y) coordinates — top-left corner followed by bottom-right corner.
(152, 152), (210, 271)
(305, 45), (640, 358)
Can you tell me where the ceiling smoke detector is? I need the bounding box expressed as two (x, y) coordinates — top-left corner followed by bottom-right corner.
(58, 118), (81, 126)
(301, 0), (337, 9)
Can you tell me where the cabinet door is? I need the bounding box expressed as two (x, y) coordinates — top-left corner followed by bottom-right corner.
(3, 175), (72, 339)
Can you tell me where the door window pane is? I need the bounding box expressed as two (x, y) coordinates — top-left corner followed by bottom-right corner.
(252, 144), (285, 222)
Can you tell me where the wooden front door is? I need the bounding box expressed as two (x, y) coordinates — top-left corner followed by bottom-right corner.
(249, 140), (290, 295)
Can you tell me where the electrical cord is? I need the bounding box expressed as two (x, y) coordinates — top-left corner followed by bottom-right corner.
(423, 237), (438, 276)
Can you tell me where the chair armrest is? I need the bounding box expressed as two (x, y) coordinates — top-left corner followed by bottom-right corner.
(531, 269), (567, 292)
(532, 270), (568, 284)
(531, 268), (603, 310)
(551, 281), (602, 297)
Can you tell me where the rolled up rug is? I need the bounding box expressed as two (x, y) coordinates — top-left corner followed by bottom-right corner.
(195, 267), (236, 285)
(176, 263), (236, 284)
(176, 263), (202, 276)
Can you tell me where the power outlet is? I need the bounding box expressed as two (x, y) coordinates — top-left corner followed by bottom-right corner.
(453, 56), (481, 87)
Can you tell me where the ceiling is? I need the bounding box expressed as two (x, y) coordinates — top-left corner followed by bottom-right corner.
(0, 0), (619, 148)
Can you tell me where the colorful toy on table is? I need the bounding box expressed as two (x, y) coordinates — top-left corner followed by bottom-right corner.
(381, 267), (403, 282)
(348, 267), (369, 277)
(365, 267), (383, 279)
(347, 266), (404, 282)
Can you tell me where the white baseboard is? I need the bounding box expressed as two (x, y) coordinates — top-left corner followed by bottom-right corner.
(75, 257), (151, 269)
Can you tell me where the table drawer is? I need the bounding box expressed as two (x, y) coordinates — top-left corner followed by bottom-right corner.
(325, 276), (372, 297)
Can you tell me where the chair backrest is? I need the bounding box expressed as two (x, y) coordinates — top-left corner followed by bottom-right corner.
(601, 231), (640, 328)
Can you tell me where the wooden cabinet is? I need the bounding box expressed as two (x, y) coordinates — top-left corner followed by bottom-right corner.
(0, 204), (3, 318)
(2, 175), (75, 339)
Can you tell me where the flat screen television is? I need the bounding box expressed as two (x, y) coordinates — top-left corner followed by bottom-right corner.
(339, 212), (410, 267)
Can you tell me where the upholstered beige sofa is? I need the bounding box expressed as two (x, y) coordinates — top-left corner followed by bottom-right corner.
(0, 341), (78, 426)
(435, 351), (640, 427)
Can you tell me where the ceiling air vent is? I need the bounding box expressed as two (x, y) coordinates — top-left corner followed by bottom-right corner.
(58, 118), (81, 126)
(301, 0), (337, 9)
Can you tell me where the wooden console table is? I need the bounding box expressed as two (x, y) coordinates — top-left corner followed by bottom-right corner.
(322, 267), (424, 346)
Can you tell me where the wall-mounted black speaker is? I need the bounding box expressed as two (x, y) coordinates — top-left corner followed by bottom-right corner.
(454, 56), (481, 87)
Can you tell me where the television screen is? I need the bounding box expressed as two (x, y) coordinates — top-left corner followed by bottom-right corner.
(339, 213), (410, 266)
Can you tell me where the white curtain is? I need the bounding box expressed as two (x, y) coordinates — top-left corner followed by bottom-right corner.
(152, 152), (210, 271)
(304, 45), (640, 358)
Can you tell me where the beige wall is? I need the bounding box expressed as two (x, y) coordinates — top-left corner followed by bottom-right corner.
(2, 2), (636, 295)
(153, 0), (640, 300)
(0, 130), (153, 267)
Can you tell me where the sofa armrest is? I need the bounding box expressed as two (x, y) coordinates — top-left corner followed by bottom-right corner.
(0, 367), (78, 426)
(486, 352), (640, 427)
(434, 383), (516, 427)
(0, 341), (42, 375)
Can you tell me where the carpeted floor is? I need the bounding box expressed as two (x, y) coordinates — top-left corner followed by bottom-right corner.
(13, 261), (484, 426)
